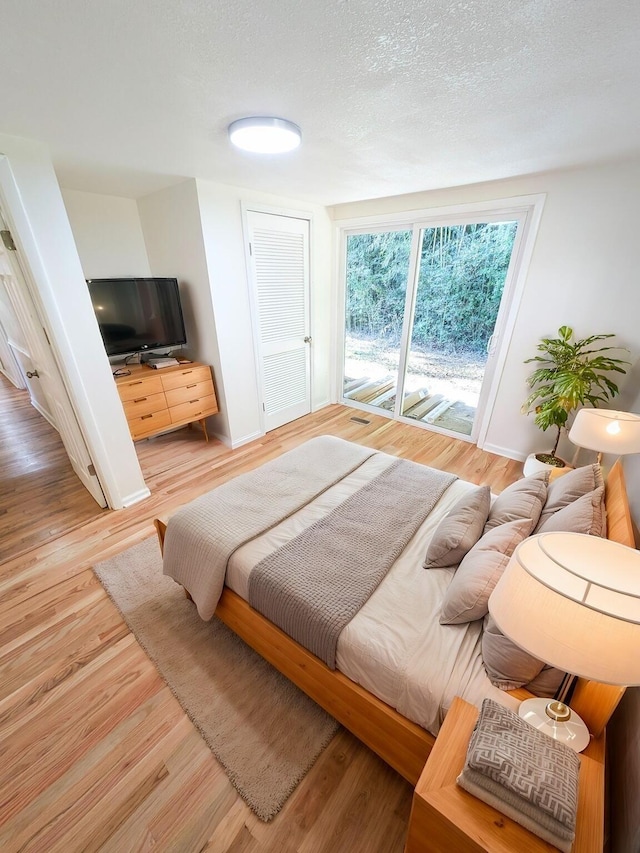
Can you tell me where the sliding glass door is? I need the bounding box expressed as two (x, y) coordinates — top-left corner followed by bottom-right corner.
(342, 214), (521, 439)
(401, 222), (518, 435)
(343, 229), (412, 414)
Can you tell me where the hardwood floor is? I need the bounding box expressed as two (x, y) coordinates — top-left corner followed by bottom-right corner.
(0, 404), (523, 852)
(0, 374), (106, 563)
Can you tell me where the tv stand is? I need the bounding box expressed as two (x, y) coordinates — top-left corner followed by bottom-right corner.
(114, 362), (218, 441)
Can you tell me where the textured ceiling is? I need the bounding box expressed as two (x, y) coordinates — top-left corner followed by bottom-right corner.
(2, 0), (639, 203)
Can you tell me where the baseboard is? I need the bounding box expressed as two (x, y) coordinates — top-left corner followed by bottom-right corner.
(312, 399), (331, 412)
(228, 429), (264, 450)
(480, 442), (526, 462)
(31, 398), (58, 429)
(120, 486), (152, 508)
(209, 429), (265, 450)
(0, 366), (25, 390)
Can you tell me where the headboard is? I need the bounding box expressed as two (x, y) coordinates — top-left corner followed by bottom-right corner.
(603, 460), (639, 852)
(604, 460), (635, 547)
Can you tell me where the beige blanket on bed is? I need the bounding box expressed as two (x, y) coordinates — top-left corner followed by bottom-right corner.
(162, 436), (377, 619)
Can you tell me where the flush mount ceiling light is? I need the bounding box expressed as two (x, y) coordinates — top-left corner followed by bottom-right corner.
(228, 117), (302, 154)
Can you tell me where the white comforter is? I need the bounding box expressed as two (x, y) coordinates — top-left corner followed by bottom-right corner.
(227, 452), (516, 736)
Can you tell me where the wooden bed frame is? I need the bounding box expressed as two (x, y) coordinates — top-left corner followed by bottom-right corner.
(154, 460), (634, 786)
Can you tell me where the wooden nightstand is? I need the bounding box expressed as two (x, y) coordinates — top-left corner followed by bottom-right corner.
(405, 697), (604, 853)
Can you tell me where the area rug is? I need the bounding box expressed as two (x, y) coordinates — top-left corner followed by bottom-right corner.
(93, 537), (339, 821)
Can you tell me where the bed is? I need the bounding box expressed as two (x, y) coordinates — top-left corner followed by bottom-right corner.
(155, 436), (634, 786)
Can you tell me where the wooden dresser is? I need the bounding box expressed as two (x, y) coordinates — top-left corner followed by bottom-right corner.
(115, 362), (218, 441)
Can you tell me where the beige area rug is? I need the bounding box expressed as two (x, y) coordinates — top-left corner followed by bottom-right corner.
(93, 537), (340, 821)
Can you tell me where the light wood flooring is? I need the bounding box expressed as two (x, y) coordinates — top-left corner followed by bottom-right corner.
(0, 374), (107, 563)
(0, 403), (523, 852)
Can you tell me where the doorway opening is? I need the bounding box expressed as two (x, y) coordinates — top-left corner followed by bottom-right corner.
(0, 374), (107, 563)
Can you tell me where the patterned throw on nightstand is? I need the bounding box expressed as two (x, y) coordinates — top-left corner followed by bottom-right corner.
(457, 698), (580, 852)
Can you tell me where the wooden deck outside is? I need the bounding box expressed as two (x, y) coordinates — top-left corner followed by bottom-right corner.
(343, 375), (475, 435)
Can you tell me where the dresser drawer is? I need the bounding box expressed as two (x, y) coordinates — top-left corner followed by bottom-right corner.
(169, 394), (218, 424)
(117, 374), (164, 401)
(122, 391), (167, 419)
(161, 365), (211, 391)
(128, 408), (172, 440)
(165, 379), (214, 408)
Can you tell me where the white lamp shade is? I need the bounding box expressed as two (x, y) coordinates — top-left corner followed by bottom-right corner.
(228, 117), (301, 153)
(568, 409), (640, 455)
(489, 532), (640, 685)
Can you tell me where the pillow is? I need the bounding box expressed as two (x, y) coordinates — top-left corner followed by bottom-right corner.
(534, 463), (604, 531)
(535, 486), (606, 537)
(526, 665), (566, 698)
(483, 472), (548, 535)
(439, 518), (531, 624)
(424, 486), (491, 569)
(481, 614), (564, 696)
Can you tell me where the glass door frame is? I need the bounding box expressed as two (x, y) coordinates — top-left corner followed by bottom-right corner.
(336, 194), (546, 447)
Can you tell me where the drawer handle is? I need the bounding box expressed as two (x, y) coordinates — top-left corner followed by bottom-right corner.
(141, 414), (153, 420)
(186, 383), (197, 388)
(182, 370), (193, 375)
(189, 399), (198, 404)
(133, 397), (147, 403)
(131, 380), (144, 386)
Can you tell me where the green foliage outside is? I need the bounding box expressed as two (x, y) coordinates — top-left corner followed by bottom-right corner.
(345, 222), (518, 356)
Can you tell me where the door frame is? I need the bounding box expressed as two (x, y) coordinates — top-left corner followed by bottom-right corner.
(335, 194), (546, 447)
(241, 202), (314, 435)
(0, 153), (149, 510)
(0, 208), (108, 508)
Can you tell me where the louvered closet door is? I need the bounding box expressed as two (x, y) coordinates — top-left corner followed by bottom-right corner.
(247, 211), (311, 432)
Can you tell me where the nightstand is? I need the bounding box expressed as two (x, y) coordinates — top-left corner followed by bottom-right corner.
(404, 697), (604, 853)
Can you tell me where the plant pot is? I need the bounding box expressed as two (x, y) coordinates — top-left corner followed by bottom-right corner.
(523, 452), (573, 479)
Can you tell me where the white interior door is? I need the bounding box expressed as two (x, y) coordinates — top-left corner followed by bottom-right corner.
(0, 319), (24, 389)
(0, 229), (107, 508)
(246, 210), (311, 432)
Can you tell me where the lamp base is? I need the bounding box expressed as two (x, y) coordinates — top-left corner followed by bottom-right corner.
(518, 697), (590, 752)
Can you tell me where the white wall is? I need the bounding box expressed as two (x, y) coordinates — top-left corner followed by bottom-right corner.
(195, 180), (333, 447)
(138, 178), (333, 448)
(0, 134), (148, 508)
(61, 189), (151, 279)
(617, 372), (640, 542)
(137, 179), (231, 442)
(330, 158), (640, 467)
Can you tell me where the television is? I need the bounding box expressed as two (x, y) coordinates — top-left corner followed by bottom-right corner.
(88, 277), (187, 357)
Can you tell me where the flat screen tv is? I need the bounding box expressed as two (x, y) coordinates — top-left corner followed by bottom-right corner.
(88, 277), (187, 357)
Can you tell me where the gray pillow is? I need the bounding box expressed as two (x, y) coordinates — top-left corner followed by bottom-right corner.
(424, 485), (491, 569)
(535, 486), (606, 537)
(482, 614), (565, 696)
(534, 463), (604, 531)
(526, 665), (566, 698)
(484, 472), (548, 535)
(439, 518), (531, 624)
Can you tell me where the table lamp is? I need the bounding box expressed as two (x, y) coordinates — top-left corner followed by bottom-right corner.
(489, 531), (640, 752)
(568, 408), (640, 464)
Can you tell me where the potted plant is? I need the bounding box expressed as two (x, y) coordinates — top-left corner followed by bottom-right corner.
(522, 325), (629, 473)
